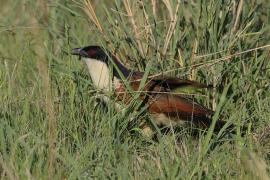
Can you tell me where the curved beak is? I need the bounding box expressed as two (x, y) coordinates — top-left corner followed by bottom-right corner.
(71, 48), (82, 56)
(71, 48), (88, 57)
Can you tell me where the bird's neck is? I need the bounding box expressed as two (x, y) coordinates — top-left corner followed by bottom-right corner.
(110, 54), (131, 79)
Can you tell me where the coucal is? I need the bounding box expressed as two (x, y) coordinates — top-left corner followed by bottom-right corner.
(71, 45), (232, 136)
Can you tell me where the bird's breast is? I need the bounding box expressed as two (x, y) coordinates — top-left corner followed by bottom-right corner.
(84, 58), (111, 91)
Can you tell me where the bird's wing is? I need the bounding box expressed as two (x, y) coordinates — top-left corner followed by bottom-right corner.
(129, 72), (212, 92)
(150, 75), (212, 90)
(147, 93), (232, 131)
(148, 94), (213, 118)
(117, 74), (230, 131)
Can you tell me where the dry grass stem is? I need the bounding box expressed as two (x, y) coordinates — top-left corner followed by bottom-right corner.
(162, 0), (180, 55)
(177, 48), (184, 67)
(232, 0), (244, 34)
(189, 39), (198, 80)
(84, 0), (103, 32)
(151, 0), (157, 19)
(123, 0), (145, 57)
(144, 44), (270, 79)
(139, 0), (156, 47)
(162, 0), (174, 21)
(116, 90), (209, 97)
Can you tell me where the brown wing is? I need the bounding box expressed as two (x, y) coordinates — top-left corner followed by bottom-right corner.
(147, 93), (229, 130)
(116, 74), (211, 116)
(147, 93), (232, 131)
(148, 93), (214, 119)
(114, 76), (230, 130)
(129, 72), (212, 91)
(115, 78), (213, 119)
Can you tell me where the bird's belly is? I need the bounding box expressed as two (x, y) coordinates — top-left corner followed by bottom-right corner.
(150, 113), (186, 126)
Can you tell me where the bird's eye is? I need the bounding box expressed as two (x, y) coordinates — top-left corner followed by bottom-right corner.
(88, 49), (96, 57)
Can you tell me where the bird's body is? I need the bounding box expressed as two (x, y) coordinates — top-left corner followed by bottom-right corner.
(72, 46), (230, 134)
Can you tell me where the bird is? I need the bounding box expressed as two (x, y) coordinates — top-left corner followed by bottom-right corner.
(71, 45), (232, 136)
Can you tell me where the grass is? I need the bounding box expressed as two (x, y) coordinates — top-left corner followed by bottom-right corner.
(0, 0), (270, 179)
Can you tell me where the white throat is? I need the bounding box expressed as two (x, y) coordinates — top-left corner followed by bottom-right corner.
(83, 57), (123, 111)
(84, 58), (111, 91)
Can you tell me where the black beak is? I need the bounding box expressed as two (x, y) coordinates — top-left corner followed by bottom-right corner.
(71, 48), (88, 57)
(71, 48), (81, 55)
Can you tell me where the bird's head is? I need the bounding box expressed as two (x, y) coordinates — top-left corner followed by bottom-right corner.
(71, 45), (109, 63)
(71, 45), (130, 83)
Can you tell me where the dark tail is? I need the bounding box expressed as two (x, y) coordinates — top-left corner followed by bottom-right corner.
(194, 116), (249, 136)
(193, 116), (236, 134)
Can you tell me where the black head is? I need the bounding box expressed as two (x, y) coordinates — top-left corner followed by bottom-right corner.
(71, 45), (131, 78)
(71, 45), (109, 62)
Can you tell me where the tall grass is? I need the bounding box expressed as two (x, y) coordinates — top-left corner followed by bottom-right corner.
(0, 0), (270, 179)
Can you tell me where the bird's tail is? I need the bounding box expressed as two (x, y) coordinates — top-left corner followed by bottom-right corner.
(192, 116), (235, 134)
(194, 116), (249, 136)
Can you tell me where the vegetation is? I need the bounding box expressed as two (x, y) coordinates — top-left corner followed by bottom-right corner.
(0, 0), (270, 179)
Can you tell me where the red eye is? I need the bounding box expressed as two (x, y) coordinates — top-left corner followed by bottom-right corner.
(88, 49), (96, 57)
